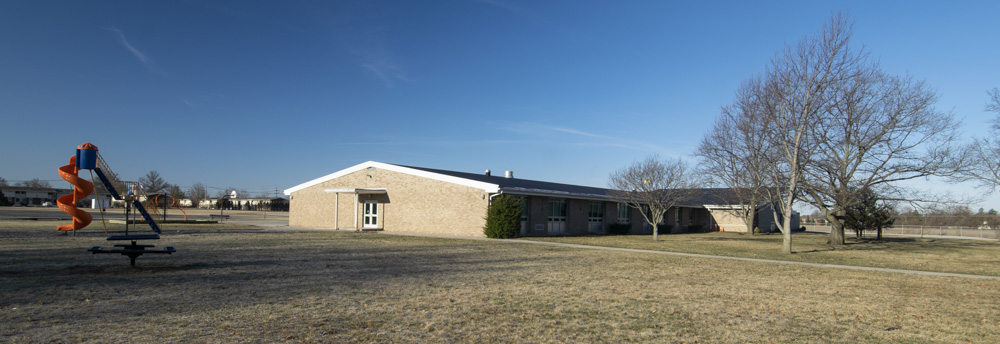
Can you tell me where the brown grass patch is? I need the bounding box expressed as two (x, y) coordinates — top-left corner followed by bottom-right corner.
(1, 220), (998, 343)
(526, 231), (1000, 277)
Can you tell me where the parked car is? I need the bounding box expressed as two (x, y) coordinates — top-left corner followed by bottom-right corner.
(42, 202), (55, 207)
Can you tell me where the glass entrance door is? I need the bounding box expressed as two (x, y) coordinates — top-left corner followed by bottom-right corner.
(363, 201), (378, 228)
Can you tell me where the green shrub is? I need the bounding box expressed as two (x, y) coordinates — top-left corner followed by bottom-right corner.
(687, 224), (704, 233)
(608, 223), (631, 235)
(484, 195), (521, 239)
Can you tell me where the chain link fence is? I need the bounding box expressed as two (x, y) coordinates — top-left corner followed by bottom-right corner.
(869, 225), (998, 240)
(805, 224), (999, 240)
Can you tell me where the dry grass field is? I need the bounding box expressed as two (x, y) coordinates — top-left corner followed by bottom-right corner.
(2, 217), (999, 343)
(526, 232), (1000, 277)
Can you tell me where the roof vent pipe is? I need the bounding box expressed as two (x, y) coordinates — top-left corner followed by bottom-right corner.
(504, 170), (513, 178)
(485, 170), (491, 177)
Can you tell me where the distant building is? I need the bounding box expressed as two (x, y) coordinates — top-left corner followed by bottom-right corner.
(284, 161), (796, 237)
(0, 186), (87, 206)
(180, 197), (288, 211)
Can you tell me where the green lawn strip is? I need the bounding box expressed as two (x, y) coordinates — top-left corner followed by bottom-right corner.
(2, 220), (999, 342)
(521, 232), (1000, 277)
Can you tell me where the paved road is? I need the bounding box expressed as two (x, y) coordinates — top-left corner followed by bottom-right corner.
(0, 207), (77, 219)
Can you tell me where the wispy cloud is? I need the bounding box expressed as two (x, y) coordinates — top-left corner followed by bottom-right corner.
(549, 126), (603, 138)
(353, 45), (411, 87)
(498, 122), (676, 153)
(107, 27), (154, 67)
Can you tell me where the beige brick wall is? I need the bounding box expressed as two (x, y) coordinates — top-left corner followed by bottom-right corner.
(708, 209), (749, 232)
(289, 168), (491, 237)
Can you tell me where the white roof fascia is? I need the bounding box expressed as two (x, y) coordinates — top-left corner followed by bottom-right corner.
(704, 204), (745, 210)
(285, 161), (500, 195)
(324, 188), (357, 193)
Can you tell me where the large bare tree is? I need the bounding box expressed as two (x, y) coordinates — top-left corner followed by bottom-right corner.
(793, 16), (961, 245)
(697, 75), (775, 235)
(709, 13), (961, 251)
(608, 155), (697, 241)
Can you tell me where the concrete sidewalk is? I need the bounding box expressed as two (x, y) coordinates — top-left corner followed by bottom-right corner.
(378, 231), (1000, 281)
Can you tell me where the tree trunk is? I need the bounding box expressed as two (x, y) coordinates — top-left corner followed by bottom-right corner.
(826, 209), (846, 245)
(651, 214), (662, 241)
(877, 226), (882, 240)
(781, 227), (792, 254)
(776, 206), (793, 254)
(747, 210), (756, 236)
(828, 220), (846, 245)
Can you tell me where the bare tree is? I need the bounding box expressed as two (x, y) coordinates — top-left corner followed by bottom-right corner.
(139, 170), (170, 194)
(188, 182), (208, 208)
(697, 75), (775, 235)
(965, 88), (1000, 190)
(792, 16), (961, 245)
(608, 155), (697, 241)
(17, 178), (52, 188)
(988, 88), (1000, 116)
(716, 13), (961, 252)
(0, 176), (8, 187)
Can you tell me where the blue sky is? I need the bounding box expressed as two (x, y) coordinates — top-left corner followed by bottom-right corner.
(2, 1), (998, 209)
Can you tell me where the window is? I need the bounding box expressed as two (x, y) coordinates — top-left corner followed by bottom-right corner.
(617, 203), (630, 224)
(547, 199), (567, 234)
(588, 201), (604, 233)
(548, 199), (567, 218)
(588, 202), (604, 219)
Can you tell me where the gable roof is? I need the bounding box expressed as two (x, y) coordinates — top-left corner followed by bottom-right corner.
(284, 161), (612, 200)
(284, 161), (500, 195)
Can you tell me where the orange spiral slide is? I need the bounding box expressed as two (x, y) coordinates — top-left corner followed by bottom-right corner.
(56, 155), (94, 231)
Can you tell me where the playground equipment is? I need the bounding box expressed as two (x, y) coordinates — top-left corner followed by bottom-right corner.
(56, 154), (95, 231)
(57, 143), (175, 266)
(146, 194), (188, 221)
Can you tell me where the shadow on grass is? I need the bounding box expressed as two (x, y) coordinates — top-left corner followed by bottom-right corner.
(1, 232), (570, 323)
